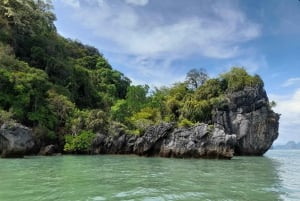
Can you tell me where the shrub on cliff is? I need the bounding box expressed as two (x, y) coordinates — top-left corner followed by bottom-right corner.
(220, 67), (264, 92)
(64, 130), (95, 153)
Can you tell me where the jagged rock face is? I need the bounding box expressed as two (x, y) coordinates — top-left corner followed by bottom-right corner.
(0, 123), (35, 158)
(159, 124), (236, 159)
(92, 123), (236, 159)
(92, 133), (137, 154)
(133, 123), (174, 156)
(213, 86), (279, 155)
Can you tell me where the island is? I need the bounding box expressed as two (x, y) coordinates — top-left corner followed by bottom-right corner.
(0, 0), (279, 159)
(273, 141), (300, 150)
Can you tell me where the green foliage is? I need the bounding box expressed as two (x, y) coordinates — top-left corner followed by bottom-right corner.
(195, 78), (226, 100)
(178, 118), (194, 128)
(220, 67), (264, 92)
(126, 85), (149, 112)
(91, 68), (131, 100)
(0, 109), (14, 125)
(66, 109), (108, 136)
(181, 99), (212, 122)
(64, 130), (95, 153)
(0, 0), (56, 61)
(32, 124), (56, 144)
(207, 124), (214, 133)
(128, 107), (161, 134)
(111, 99), (130, 123)
(47, 90), (75, 126)
(164, 83), (190, 121)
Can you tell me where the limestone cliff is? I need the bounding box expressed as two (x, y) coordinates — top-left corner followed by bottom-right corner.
(92, 123), (236, 159)
(213, 86), (279, 155)
(0, 123), (35, 158)
(0, 86), (279, 158)
(92, 85), (279, 158)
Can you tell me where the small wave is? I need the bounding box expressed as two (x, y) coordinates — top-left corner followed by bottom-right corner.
(114, 187), (161, 198)
(88, 196), (107, 201)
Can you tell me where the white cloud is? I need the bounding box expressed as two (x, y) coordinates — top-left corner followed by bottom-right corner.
(57, 0), (261, 87)
(282, 77), (300, 87)
(61, 0), (260, 59)
(125, 0), (149, 6)
(226, 55), (268, 73)
(110, 53), (187, 87)
(270, 89), (300, 144)
(60, 0), (80, 8)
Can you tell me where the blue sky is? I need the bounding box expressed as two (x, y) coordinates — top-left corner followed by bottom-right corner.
(52, 0), (300, 145)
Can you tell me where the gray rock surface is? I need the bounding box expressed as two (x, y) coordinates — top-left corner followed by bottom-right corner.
(213, 86), (279, 155)
(133, 123), (174, 156)
(91, 86), (278, 158)
(92, 123), (236, 159)
(39, 144), (58, 156)
(159, 124), (236, 159)
(0, 123), (35, 158)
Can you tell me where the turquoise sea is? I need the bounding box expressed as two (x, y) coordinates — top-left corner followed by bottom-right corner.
(0, 150), (299, 201)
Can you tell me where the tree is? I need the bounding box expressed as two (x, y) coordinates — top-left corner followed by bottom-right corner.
(195, 78), (225, 100)
(220, 67), (264, 92)
(185, 68), (209, 90)
(129, 107), (161, 134)
(47, 90), (75, 127)
(0, 0), (56, 57)
(126, 85), (149, 113)
(111, 99), (130, 123)
(269, 100), (277, 108)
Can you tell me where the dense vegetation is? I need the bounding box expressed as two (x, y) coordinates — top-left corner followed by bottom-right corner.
(0, 0), (264, 153)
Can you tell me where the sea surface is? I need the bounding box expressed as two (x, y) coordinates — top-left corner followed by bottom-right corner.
(0, 150), (299, 201)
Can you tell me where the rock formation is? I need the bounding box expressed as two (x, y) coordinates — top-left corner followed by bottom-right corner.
(39, 144), (59, 156)
(92, 123), (236, 159)
(213, 86), (279, 155)
(0, 86), (279, 159)
(158, 124), (236, 159)
(92, 86), (279, 158)
(0, 123), (35, 158)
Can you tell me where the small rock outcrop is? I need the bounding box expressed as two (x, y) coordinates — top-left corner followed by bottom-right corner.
(133, 123), (174, 156)
(39, 144), (58, 156)
(0, 123), (35, 158)
(213, 86), (279, 155)
(92, 133), (137, 154)
(92, 123), (236, 159)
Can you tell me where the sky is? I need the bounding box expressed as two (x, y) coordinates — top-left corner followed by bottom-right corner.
(52, 0), (300, 145)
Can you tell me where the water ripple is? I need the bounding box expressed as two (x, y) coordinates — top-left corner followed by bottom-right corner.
(0, 151), (299, 201)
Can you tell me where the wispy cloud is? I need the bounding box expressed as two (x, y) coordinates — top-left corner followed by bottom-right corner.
(55, 0), (261, 86)
(270, 89), (300, 144)
(67, 0), (260, 59)
(282, 77), (300, 87)
(62, 0), (80, 8)
(225, 55), (268, 74)
(125, 0), (149, 6)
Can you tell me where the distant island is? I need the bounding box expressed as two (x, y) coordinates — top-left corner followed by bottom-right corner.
(273, 141), (300, 150)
